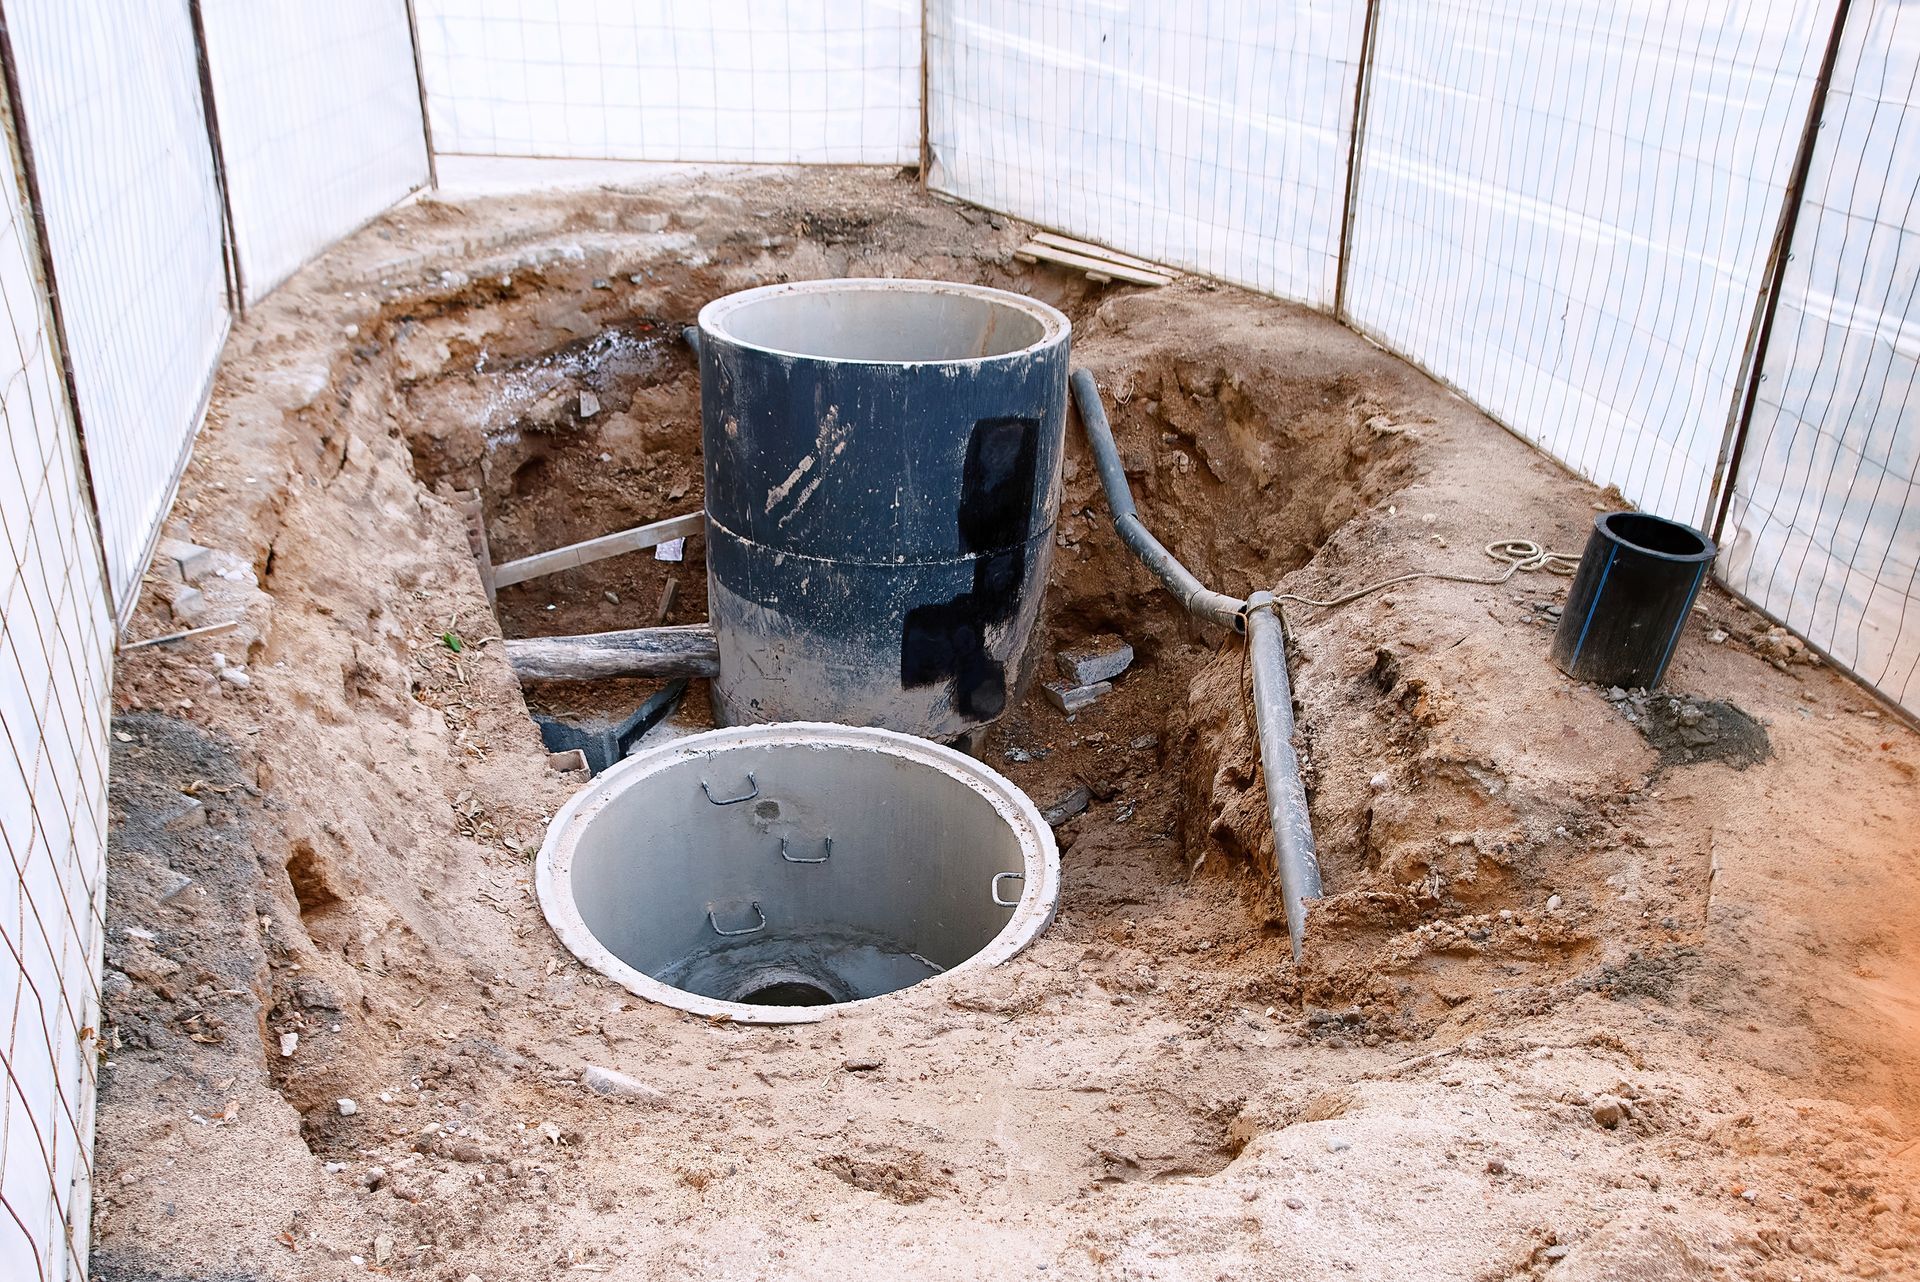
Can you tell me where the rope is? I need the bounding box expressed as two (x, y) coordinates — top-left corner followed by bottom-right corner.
(1270, 538), (1579, 611)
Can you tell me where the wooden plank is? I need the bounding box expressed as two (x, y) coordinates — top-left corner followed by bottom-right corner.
(1030, 231), (1171, 277)
(454, 490), (496, 606)
(493, 511), (703, 588)
(505, 624), (719, 682)
(1016, 241), (1172, 288)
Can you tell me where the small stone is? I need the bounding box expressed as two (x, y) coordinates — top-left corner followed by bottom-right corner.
(217, 667), (251, 688)
(1003, 746), (1036, 763)
(374, 1233), (394, 1265)
(337, 1098), (359, 1116)
(1740, 1188), (1758, 1203)
(1543, 1244), (1569, 1260)
(1485, 1158), (1506, 1174)
(1041, 785), (1091, 827)
(841, 1056), (884, 1072)
(1130, 735), (1158, 751)
(603, 590), (619, 604)
(324, 1161), (348, 1174)
(1546, 894), (1563, 912)
(1042, 679), (1111, 714)
(1369, 771), (1390, 792)
(1606, 686), (1629, 702)
(1056, 636), (1134, 686)
(1545, 604), (1563, 617)
(278, 1032), (298, 1058)
(579, 391), (600, 417)
(1284, 1196), (1306, 1210)
(581, 1064), (667, 1105)
(1589, 1095), (1629, 1129)
(1325, 1136), (1351, 1153)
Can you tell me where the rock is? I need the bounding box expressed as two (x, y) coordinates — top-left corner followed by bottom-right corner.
(582, 1064), (667, 1105)
(1042, 679), (1111, 714)
(1056, 636), (1134, 685)
(1129, 734), (1158, 751)
(1041, 785), (1091, 827)
(1589, 1095), (1630, 1129)
(374, 1233), (394, 1266)
(1486, 1158), (1506, 1174)
(1325, 1136), (1351, 1153)
(279, 1032), (298, 1058)
(579, 391), (600, 417)
(841, 1056), (884, 1072)
(337, 1098), (359, 1116)
(1546, 894), (1563, 912)
(217, 667), (251, 688)
(1284, 1196), (1306, 1210)
(1369, 771), (1390, 792)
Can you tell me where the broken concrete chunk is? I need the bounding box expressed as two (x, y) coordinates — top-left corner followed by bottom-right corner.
(168, 586), (211, 627)
(579, 391), (600, 418)
(1041, 785), (1091, 827)
(156, 537), (220, 584)
(1057, 635), (1134, 685)
(1043, 679), (1111, 714)
(1058, 636), (1134, 686)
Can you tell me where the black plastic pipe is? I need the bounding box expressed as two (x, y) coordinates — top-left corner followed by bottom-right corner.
(1070, 368), (1321, 957)
(1550, 511), (1716, 689)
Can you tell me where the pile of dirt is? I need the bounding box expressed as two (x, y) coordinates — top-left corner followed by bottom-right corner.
(93, 167), (1920, 1282)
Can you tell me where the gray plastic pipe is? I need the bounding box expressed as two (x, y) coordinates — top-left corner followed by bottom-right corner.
(1069, 368), (1323, 957)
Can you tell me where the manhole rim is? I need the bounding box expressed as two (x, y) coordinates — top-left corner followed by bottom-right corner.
(536, 721), (1061, 1024)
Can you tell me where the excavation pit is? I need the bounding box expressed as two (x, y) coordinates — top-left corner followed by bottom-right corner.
(535, 722), (1060, 1023)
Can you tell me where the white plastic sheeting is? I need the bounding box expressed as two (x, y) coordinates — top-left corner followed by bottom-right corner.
(1342, 0), (1838, 528)
(3, 0), (231, 622)
(926, 0), (1366, 308)
(1719, 0), (1920, 716)
(413, 0), (920, 164)
(198, 0), (432, 302)
(0, 110), (111, 1282)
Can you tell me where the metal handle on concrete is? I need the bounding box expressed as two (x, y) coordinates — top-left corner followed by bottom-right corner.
(701, 772), (758, 805)
(780, 836), (832, 864)
(991, 871), (1025, 907)
(707, 902), (767, 936)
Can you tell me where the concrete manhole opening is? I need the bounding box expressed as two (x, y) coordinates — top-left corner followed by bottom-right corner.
(536, 722), (1060, 1023)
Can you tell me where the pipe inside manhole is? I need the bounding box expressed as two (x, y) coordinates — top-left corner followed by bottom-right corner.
(536, 723), (1060, 1023)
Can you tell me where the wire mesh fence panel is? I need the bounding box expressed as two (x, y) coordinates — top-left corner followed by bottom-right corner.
(926, 0), (1365, 307)
(198, 0), (432, 303)
(413, 0), (919, 164)
(0, 85), (113, 1282)
(1342, 0), (1837, 527)
(1718, 0), (1920, 717)
(3, 0), (231, 625)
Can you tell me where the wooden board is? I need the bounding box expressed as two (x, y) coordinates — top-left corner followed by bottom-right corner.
(1030, 231), (1171, 277)
(492, 511), (703, 588)
(505, 624), (720, 681)
(1015, 241), (1173, 288)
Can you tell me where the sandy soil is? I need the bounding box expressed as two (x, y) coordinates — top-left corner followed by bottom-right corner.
(93, 168), (1920, 1282)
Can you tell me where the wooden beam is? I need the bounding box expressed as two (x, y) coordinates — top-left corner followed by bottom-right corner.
(1014, 242), (1172, 288)
(493, 512), (703, 588)
(454, 490), (496, 606)
(505, 624), (719, 682)
(1029, 231), (1170, 276)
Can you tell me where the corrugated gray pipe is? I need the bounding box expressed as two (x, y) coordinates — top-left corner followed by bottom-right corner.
(1070, 367), (1323, 958)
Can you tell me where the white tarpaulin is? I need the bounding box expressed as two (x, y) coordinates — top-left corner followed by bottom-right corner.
(1719, 0), (1920, 716)
(413, 0), (920, 164)
(0, 101), (112, 1282)
(3, 0), (230, 621)
(927, 0), (1365, 308)
(199, 0), (432, 301)
(1342, 0), (1837, 527)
